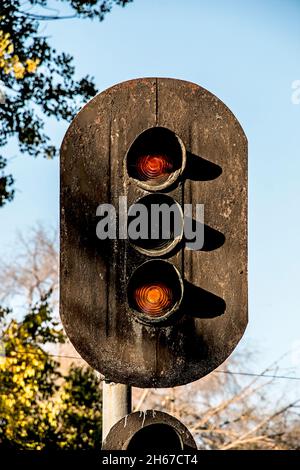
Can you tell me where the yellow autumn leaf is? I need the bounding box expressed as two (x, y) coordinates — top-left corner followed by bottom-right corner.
(26, 58), (40, 73)
(0, 29), (40, 79)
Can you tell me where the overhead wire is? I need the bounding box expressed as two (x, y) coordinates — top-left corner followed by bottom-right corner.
(1, 350), (300, 381)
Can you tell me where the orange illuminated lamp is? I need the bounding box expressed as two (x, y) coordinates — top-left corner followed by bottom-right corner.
(126, 127), (186, 191)
(134, 282), (173, 317)
(128, 260), (184, 324)
(135, 153), (173, 181)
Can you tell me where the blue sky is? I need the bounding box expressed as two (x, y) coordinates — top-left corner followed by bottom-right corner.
(1, 0), (300, 384)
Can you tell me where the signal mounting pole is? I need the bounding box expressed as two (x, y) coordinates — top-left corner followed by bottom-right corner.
(102, 382), (132, 441)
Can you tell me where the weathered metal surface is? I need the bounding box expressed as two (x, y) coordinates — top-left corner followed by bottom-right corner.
(60, 78), (248, 388)
(101, 410), (197, 450)
(102, 382), (132, 441)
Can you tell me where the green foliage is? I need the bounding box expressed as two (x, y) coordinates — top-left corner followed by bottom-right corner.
(0, 156), (14, 206)
(0, 0), (132, 206)
(0, 294), (102, 449)
(58, 366), (102, 449)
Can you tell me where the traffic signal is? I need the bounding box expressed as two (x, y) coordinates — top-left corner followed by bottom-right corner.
(60, 78), (247, 387)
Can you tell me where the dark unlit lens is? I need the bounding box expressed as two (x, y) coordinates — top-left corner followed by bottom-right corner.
(127, 194), (183, 256)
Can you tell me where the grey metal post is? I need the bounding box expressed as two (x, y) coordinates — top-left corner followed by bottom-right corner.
(102, 381), (132, 441)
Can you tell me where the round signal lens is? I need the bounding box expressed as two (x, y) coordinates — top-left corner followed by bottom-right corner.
(134, 282), (173, 317)
(127, 260), (184, 324)
(126, 127), (186, 191)
(128, 194), (183, 256)
(135, 154), (173, 181)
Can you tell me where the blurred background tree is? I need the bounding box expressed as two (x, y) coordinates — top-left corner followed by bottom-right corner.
(0, 293), (102, 450)
(0, 0), (133, 206)
(0, 224), (58, 309)
(133, 362), (300, 450)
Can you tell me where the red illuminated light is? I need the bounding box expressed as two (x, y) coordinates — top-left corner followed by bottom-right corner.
(135, 154), (173, 181)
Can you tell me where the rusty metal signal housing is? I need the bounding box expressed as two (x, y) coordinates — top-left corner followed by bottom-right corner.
(60, 78), (248, 388)
(101, 410), (197, 450)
